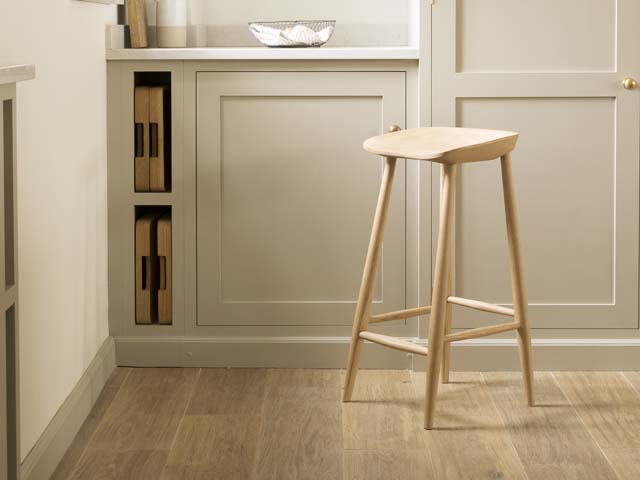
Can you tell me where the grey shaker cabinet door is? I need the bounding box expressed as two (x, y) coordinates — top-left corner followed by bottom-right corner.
(196, 71), (406, 326)
(432, 0), (640, 329)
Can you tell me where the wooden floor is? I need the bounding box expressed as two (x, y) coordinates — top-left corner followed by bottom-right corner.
(52, 368), (640, 480)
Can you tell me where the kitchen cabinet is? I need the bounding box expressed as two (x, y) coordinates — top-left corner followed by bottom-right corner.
(196, 71), (406, 327)
(107, 60), (421, 368)
(432, 0), (640, 331)
(0, 64), (32, 480)
(107, 0), (640, 369)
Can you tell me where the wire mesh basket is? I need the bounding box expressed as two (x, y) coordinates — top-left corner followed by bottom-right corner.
(248, 20), (336, 47)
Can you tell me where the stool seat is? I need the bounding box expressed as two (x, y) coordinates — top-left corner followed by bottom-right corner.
(363, 127), (518, 164)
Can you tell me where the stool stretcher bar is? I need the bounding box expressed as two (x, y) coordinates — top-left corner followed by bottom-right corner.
(359, 331), (429, 356)
(444, 320), (520, 343)
(447, 296), (515, 317)
(368, 305), (432, 324)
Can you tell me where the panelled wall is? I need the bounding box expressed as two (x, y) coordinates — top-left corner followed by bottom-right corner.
(431, 0), (640, 340)
(108, 61), (423, 369)
(108, 1), (640, 369)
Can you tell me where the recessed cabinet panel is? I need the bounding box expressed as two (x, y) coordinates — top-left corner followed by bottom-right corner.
(434, 0), (640, 329)
(457, 0), (616, 72)
(197, 72), (406, 326)
(456, 97), (615, 305)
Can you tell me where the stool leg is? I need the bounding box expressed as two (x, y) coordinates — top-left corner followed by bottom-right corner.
(440, 165), (454, 385)
(500, 153), (535, 406)
(441, 267), (453, 384)
(424, 163), (457, 429)
(343, 156), (397, 402)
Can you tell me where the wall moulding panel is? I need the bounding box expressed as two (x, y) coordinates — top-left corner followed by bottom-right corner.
(195, 71), (406, 327)
(106, 0), (640, 370)
(431, 0), (640, 339)
(107, 59), (424, 362)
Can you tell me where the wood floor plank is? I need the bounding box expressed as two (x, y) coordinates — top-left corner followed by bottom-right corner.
(601, 448), (640, 480)
(161, 414), (260, 480)
(342, 370), (436, 479)
(104, 367), (133, 389)
(187, 368), (268, 415)
(554, 372), (640, 449)
(87, 368), (199, 451)
(343, 450), (433, 480)
(483, 372), (617, 480)
(67, 450), (168, 480)
(622, 371), (640, 398)
(343, 370), (428, 452)
(412, 372), (528, 480)
(602, 372), (640, 480)
(252, 369), (343, 480)
(57, 368), (640, 480)
(51, 368), (131, 480)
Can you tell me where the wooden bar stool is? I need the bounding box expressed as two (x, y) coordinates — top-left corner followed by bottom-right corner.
(343, 126), (535, 429)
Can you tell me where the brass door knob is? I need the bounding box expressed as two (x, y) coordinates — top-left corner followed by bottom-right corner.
(388, 125), (402, 133)
(623, 77), (638, 90)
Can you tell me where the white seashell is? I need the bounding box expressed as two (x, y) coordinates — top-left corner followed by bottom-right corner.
(249, 22), (334, 47)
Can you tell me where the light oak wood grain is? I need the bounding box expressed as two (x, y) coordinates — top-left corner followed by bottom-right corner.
(424, 163), (457, 429)
(601, 448), (640, 480)
(162, 414), (259, 480)
(135, 213), (161, 324)
(157, 213), (172, 324)
(484, 372), (617, 479)
(413, 372), (528, 479)
(187, 368), (268, 415)
(343, 370), (428, 452)
(126, 0), (149, 49)
(343, 157), (397, 402)
(622, 371), (640, 395)
(68, 450), (167, 480)
(359, 331), (428, 356)
(55, 369), (640, 480)
(447, 296), (515, 317)
(149, 87), (169, 192)
(344, 450), (434, 480)
(501, 154), (535, 406)
(554, 372), (640, 450)
(363, 127), (518, 164)
(444, 320), (519, 343)
(51, 369), (132, 480)
(369, 305), (431, 324)
(253, 369), (343, 480)
(88, 368), (199, 451)
(134, 86), (150, 191)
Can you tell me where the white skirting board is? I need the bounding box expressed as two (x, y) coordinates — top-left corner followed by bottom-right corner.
(115, 336), (411, 369)
(20, 337), (116, 480)
(114, 336), (640, 371)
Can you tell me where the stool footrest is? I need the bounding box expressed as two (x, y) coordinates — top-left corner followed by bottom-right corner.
(444, 321), (520, 343)
(359, 331), (429, 356)
(447, 296), (515, 317)
(369, 306), (432, 324)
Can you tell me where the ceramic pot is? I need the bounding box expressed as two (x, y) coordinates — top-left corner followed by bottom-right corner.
(156, 0), (187, 48)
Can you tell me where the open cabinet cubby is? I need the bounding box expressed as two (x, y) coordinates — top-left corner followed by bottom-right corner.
(135, 206), (172, 325)
(133, 71), (171, 193)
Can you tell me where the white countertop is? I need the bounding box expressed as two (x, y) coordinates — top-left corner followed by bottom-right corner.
(106, 46), (419, 61)
(0, 64), (35, 85)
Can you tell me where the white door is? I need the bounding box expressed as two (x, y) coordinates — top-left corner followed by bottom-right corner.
(196, 71), (406, 326)
(432, 0), (640, 329)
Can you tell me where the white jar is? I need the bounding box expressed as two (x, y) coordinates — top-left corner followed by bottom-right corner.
(156, 0), (187, 48)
